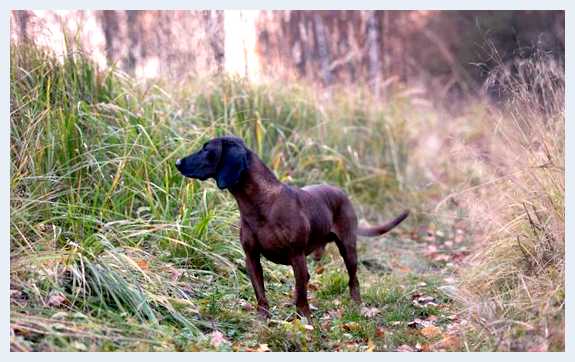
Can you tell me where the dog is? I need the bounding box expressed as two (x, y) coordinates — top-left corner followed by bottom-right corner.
(176, 136), (409, 319)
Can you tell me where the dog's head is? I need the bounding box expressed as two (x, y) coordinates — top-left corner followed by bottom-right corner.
(176, 136), (249, 190)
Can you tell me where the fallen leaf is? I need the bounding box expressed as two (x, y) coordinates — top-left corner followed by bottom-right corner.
(361, 306), (379, 318)
(327, 308), (343, 319)
(308, 282), (319, 291)
(452, 251), (469, 263)
(51, 311), (68, 320)
(256, 343), (271, 352)
(11, 289), (27, 306)
(47, 292), (67, 307)
(421, 325), (442, 339)
(345, 342), (359, 350)
(432, 334), (461, 351)
(454, 230), (465, 243)
(419, 343), (432, 352)
(398, 265), (412, 273)
(527, 343), (548, 352)
(209, 330), (228, 348)
(170, 268), (183, 282)
(366, 339), (375, 352)
(375, 326), (386, 337)
(321, 319), (332, 330)
(136, 259), (149, 270)
(412, 294), (439, 308)
(315, 265), (325, 274)
(433, 254), (451, 262)
(396, 344), (415, 352)
(418, 296), (435, 303)
(408, 318), (435, 329)
(238, 299), (253, 311)
(342, 321), (360, 332)
(72, 341), (87, 351)
(52, 323), (67, 331)
(424, 245), (438, 255)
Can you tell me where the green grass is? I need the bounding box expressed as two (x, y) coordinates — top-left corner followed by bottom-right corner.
(10, 43), (438, 351)
(10, 42), (563, 351)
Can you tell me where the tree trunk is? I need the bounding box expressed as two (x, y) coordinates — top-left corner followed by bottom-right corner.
(366, 11), (381, 96)
(126, 10), (139, 74)
(314, 13), (331, 85)
(99, 11), (119, 66)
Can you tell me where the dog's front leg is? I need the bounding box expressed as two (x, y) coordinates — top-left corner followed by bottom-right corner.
(245, 253), (270, 319)
(290, 254), (312, 319)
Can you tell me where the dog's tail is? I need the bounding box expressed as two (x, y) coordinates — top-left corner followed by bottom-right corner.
(357, 210), (410, 237)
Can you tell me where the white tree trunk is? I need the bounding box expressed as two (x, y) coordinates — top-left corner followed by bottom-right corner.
(224, 10), (261, 80)
(367, 11), (381, 97)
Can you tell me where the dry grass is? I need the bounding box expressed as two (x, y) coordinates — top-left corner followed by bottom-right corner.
(453, 53), (565, 351)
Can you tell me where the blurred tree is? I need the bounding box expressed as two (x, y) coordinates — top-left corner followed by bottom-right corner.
(10, 10), (564, 99)
(99, 11), (119, 64)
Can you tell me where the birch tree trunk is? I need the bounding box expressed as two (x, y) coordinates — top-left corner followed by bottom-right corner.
(224, 10), (261, 80)
(366, 11), (381, 97)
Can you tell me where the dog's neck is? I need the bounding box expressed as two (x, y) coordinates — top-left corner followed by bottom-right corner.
(228, 151), (283, 219)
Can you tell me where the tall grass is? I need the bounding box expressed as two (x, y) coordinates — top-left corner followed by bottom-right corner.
(455, 53), (565, 351)
(10, 43), (416, 351)
(10, 41), (564, 351)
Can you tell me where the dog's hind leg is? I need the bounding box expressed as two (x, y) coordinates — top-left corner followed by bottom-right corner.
(333, 232), (361, 303)
(333, 203), (362, 303)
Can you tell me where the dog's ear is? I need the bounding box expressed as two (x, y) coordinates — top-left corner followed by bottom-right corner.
(215, 140), (248, 190)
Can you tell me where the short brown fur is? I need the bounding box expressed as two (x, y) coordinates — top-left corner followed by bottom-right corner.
(176, 137), (409, 319)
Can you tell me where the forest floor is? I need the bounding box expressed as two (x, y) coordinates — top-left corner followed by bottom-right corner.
(206, 221), (474, 352)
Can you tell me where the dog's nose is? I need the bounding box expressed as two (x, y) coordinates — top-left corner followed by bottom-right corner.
(175, 159), (181, 167)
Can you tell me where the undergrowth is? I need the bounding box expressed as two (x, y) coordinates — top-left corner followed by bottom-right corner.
(9, 42), (564, 351)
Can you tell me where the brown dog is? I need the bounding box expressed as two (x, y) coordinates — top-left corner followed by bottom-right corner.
(176, 136), (409, 319)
